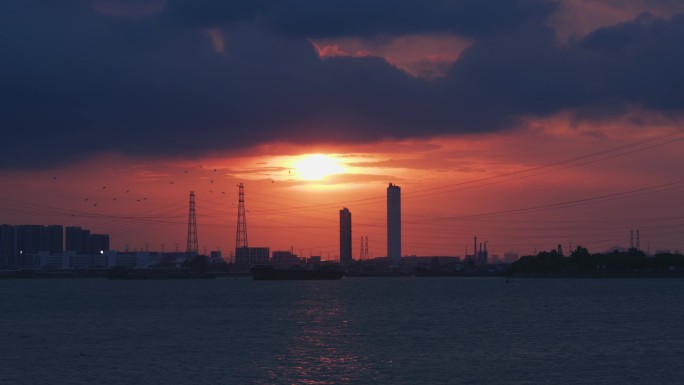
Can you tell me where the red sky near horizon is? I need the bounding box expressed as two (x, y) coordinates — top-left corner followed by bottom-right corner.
(1, 0), (684, 259)
(3, 124), (683, 259)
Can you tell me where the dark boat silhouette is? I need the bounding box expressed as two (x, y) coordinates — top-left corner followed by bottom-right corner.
(107, 268), (216, 280)
(413, 267), (463, 277)
(250, 265), (344, 280)
(344, 270), (412, 277)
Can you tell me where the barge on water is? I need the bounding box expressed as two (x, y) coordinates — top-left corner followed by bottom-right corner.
(250, 265), (344, 280)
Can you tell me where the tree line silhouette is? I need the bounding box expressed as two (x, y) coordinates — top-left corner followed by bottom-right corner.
(509, 247), (684, 276)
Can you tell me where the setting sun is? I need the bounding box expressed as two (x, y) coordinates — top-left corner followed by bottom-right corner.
(292, 154), (345, 181)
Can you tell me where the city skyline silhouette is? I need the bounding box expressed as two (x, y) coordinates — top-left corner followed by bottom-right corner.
(1, 1), (683, 259)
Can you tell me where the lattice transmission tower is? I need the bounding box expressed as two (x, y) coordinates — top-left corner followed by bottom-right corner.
(186, 191), (198, 254)
(359, 235), (370, 260)
(359, 236), (365, 260)
(235, 182), (248, 249)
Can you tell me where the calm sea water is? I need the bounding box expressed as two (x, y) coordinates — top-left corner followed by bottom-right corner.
(2, 277), (683, 385)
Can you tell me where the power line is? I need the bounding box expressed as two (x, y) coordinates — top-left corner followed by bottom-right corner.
(227, 129), (684, 216)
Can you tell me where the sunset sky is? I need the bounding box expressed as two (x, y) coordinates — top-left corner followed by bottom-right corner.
(1, 0), (684, 259)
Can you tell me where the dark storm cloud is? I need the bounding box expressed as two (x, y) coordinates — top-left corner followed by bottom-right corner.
(575, 13), (684, 111)
(164, 0), (558, 38)
(1, 1), (684, 168)
(442, 12), (684, 126)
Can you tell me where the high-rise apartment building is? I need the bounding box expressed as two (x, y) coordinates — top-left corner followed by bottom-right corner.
(89, 234), (110, 254)
(66, 226), (91, 255)
(0, 224), (15, 268)
(15, 225), (63, 255)
(45, 225), (64, 254)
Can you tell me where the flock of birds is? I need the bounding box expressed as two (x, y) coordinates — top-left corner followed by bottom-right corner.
(33, 163), (293, 212)
(1, 155), (294, 215)
(47, 165), (236, 210)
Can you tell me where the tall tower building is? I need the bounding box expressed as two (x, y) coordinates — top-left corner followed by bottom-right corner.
(387, 183), (401, 266)
(339, 208), (352, 265)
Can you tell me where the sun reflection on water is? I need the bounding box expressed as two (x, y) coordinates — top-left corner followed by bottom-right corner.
(260, 285), (377, 385)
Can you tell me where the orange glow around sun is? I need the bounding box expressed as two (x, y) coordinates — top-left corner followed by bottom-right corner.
(291, 154), (345, 181)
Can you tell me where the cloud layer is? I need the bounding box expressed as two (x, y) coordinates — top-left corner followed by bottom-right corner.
(164, 0), (557, 38)
(1, 0), (683, 168)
